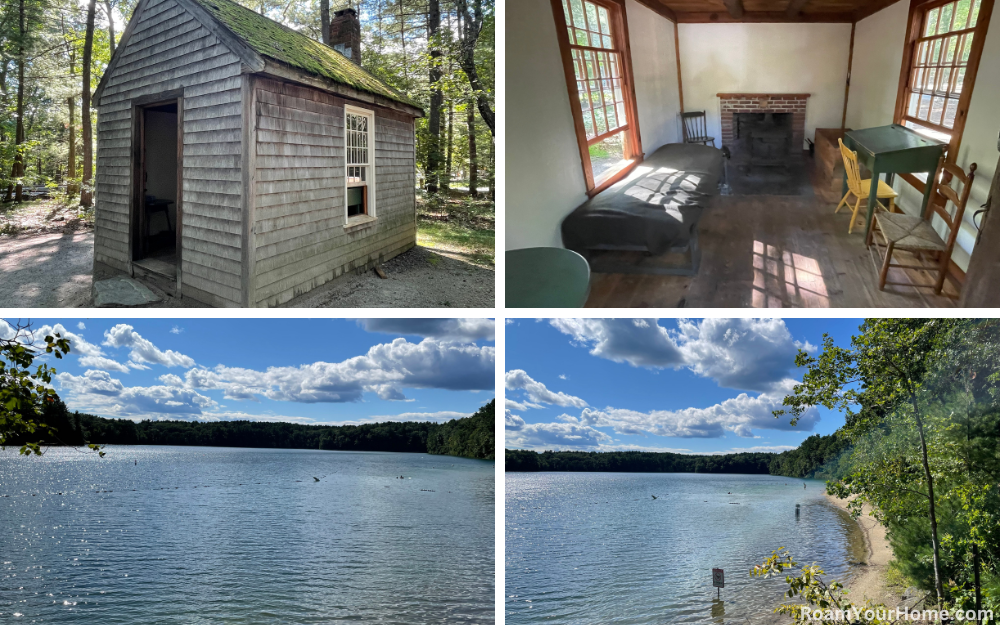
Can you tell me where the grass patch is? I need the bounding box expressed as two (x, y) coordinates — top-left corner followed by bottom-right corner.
(417, 189), (494, 267)
(885, 559), (915, 590)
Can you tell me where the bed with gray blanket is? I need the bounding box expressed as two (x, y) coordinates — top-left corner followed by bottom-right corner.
(561, 142), (724, 275)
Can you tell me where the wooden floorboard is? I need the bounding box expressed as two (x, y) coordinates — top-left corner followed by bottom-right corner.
(584, 192), (960, 309)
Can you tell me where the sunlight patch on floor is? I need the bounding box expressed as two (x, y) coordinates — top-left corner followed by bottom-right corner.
(750, 239), (830, 308)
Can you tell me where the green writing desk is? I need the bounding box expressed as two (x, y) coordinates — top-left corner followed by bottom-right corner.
(843, 124), (945, 239)
(506, 247), (590, 308)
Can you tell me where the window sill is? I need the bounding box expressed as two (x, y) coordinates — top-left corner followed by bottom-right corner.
(344, 214), (377, 233)
(587, 156), (643, 198)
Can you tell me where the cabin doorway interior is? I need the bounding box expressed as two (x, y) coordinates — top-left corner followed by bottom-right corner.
(132, 98), (181, 282)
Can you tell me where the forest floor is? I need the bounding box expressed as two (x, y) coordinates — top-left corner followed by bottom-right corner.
(0, 196), (94, 236)
(416, 189), (495, 267)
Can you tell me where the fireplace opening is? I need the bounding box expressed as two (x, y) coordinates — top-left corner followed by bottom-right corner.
(735, 112), (792, 168)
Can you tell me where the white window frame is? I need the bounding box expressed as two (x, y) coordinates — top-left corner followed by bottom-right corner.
(344, 104), (376, 221)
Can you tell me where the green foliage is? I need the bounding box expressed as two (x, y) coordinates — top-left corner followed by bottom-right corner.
(752, 548), (892, 624)
(768, 432), (851, 479)
(504, 449), (775, 473)
(427, 399), (493, 459)
(8, 397), (496, 461)
(0, 321), (101, 456)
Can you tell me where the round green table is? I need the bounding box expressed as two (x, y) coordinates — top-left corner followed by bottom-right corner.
(506, 247), (590, 308)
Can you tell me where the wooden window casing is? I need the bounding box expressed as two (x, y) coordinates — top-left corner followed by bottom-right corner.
(894, 0), (994, 191)
(550, 0), (644, 196)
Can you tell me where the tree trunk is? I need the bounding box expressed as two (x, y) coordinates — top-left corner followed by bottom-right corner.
(467, 97), (478, 199)
(12, 0), (26, 203)
(321, 0), (330, 45)
(910, 391), (945, 618)
(456, 0), (494, 135)
(443, 97), (453, 190)
(81, 0), (97, 207)
(425, 0), (443, 193)
(398, 0), (407, 81)
(68, 49), (78, 197)
(488, 135), (494, 200)
(105, 0), (116, 57)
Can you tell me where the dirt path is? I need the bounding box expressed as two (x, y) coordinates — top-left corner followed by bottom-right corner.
(0, 231), (94, 307)
(283, 245), (494, 308)
(0, 232), (492, 308)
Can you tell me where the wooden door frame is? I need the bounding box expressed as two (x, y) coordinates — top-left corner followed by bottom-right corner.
(130, 89), (184, 288)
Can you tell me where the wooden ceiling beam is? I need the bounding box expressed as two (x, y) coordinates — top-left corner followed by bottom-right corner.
(674, 10), (853, 22)
(785, 0), (810, 17)
(722, 0), (744, 19)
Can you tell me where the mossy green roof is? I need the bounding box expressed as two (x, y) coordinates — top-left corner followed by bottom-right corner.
(190, 0), (419, 110)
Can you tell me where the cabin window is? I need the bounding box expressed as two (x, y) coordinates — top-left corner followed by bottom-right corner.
(345, 106), (374, 218)
(895, 0), (993, 165)
(550, 0), (642, 196)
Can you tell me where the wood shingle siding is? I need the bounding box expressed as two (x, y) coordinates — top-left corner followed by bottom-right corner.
(251, 78), (416, 307)
(96, 0), (244, 306)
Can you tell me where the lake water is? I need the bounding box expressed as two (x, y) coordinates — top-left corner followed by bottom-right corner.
(1, 446), (494, 624)
(506, 472), (865, 625)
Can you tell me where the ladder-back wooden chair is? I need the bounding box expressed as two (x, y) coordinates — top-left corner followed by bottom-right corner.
(836, 138), (898, 233)
(681, 112), (715, 147)
(867, 157), (977, 295)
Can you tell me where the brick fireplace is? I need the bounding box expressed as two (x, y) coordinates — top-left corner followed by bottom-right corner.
(718, 93), (809, 151)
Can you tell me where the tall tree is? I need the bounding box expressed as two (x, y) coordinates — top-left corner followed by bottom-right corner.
(424, 0), (443, 193)
(455, 0), (493, 134)
(467, 97), (477, 198)
(8, 0), (27, 202)
(104, 0), (116, 57)
(80, 0), (96, 207)
(320, 0), (330, 44)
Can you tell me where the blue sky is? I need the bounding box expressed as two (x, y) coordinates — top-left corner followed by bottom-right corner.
(3, 318), (494, 425)
(505, 318), (862, 454)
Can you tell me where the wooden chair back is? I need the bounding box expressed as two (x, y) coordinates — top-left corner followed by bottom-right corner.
(682, 111), (709, 142)
(927, 156), (977, 249)
(838, 138), (864, 196)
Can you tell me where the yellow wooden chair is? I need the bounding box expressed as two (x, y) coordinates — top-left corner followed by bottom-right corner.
(836, 138), (898, 233)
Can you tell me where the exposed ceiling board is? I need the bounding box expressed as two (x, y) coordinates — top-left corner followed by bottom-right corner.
(659, 0), (903, 22)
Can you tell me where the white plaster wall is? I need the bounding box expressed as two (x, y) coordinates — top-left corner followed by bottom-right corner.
(844, 0), (909, 130)
(677, 22), (853, 150)
(847, 1), (1000, 272)
(626, 0), (682, 152)
(505, 0), (588, 250)
(505, 0), (682, 249)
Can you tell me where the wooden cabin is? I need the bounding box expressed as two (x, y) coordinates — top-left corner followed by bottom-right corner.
(506, 0), (1000, 308)
(93, 0), (422, 307)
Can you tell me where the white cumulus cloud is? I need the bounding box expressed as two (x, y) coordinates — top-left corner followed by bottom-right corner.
(505, 369), (588, 408)
(102, 324), (195, 368)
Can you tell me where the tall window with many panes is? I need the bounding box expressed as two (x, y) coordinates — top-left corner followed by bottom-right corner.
(552, 0), (641, 194)
(898, 0), (991, 151)
(345, 106), (374, 218)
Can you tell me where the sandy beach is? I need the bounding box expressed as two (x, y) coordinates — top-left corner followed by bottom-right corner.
(824, 494), (898, 606)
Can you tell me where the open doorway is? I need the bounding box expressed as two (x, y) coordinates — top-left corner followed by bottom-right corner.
(133, 99), (180, 278)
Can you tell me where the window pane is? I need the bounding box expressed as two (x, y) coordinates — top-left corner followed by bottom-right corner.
(589, 131), (627, 181)
(954, 67), (966, 93)
(347, 186), (365, 216)
(961, 33), (974, 62)
(938, 68), (951, 93)
(970, 0), (980, 26)
(598, 7), (610, 34)
(570, 0), (585, 28)
(907, 92), (920, 116)
(943, 99), (959, 128)
(917, 41), (928, 65)
(931, 39), (942, 64)
(924, 67), (937, 91)
(918, 93), (932, 118)
(925, 7), (939, 35)
(938, 2), (953, 33)
(943, 35), (957, 63)
(930, 96), (945, 124)
(562, 0), (571, 25)
(954, 0), (972, 28)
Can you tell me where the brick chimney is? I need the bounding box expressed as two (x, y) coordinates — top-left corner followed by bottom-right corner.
(330, 8), (361, 65)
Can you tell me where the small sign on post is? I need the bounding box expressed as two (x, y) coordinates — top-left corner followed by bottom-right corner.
(712, 568), (725, 599)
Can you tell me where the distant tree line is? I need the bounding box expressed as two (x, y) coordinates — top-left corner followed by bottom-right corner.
(505, 432), (849, 477)
(12, 398), (495, 461)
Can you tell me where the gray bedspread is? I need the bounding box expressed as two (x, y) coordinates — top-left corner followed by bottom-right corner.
(561, 143), (723, 255)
